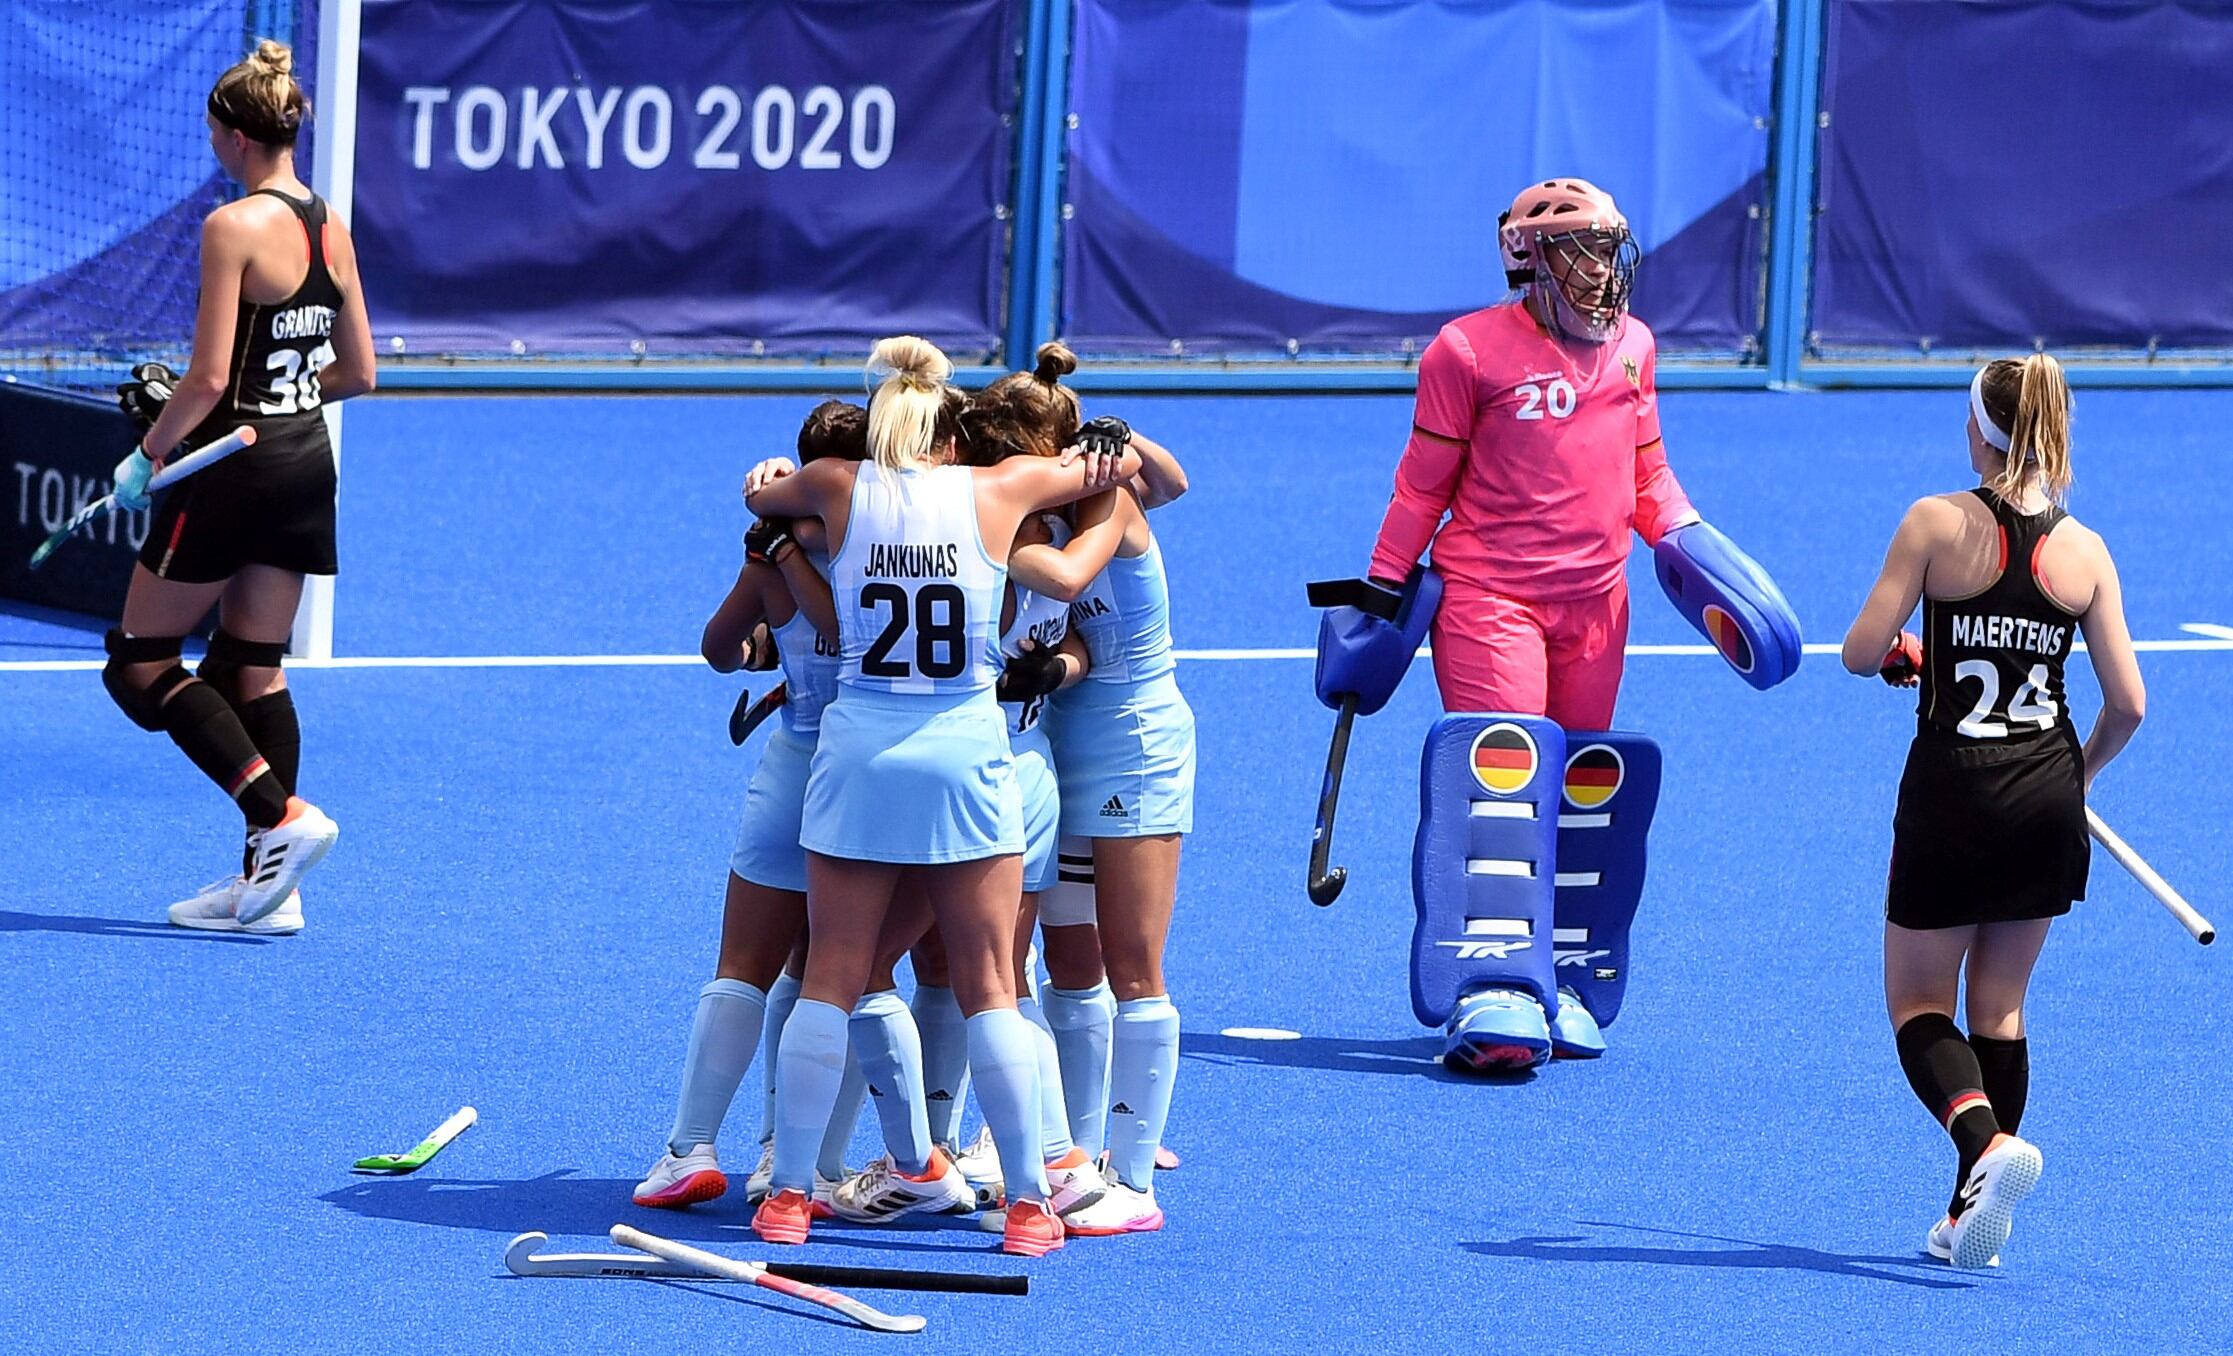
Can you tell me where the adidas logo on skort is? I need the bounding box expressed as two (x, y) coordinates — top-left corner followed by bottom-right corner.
(1100, 795), (1129, 818)
(1111, 1101), (1135, 1115)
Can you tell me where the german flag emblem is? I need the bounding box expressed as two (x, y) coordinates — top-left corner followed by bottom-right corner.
(1702, 604), (1755, 673)
(1470, 723), (1538, 796)
(1563, 744), (1625, 810)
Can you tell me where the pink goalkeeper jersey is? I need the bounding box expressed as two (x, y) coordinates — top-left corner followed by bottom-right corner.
(1369, 301), (1692, 602)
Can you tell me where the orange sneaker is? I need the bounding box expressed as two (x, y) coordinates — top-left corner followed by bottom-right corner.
(1001, 1198), (1065, 1258)
(753, 1186), (814, 1245)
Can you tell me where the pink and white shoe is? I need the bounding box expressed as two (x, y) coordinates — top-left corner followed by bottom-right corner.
(632, 1144), (727, 1209)
(1058, 1178), (1163, 1236)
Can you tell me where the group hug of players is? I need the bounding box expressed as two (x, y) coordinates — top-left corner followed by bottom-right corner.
(99, 44), (2145, 1270)
(635, 341), (1196, 1256)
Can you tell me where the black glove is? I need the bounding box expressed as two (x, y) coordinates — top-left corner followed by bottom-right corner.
(744, 515), (796, 566)
(995, 638), (1067, 704)
(116, 362), (180, 435)
(1071, 414), (1131, 460)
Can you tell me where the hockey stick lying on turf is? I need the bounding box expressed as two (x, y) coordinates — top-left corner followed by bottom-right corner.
(730, 682), (788, 746)
(352, 1106), (476, 1174)
(2088, 807), (2216, 945)
(607, 1226), (927, 1333)
(1306, 692), (1358, 906)
(504, 1232), (1026, 1295)
(28, 425), (256, 569)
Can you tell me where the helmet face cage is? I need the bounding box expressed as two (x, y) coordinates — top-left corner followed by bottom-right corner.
(1534, 226), (1640, 343)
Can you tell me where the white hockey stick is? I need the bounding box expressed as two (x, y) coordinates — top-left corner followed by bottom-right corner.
(28, 425), (257, 568)
(504, 1231), (1025, 1294)
(607, 1225), (927, 1333)
(2089, 807), (2215, 945)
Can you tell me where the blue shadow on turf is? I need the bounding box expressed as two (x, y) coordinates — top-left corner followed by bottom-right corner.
(1464, 1221), (1978, 1291)
(494, 1276), (859, 1330)
(1182, 1029), (1538, 1083)
(323, 1170), (1022, 1260)
(0, 910), (273, 944)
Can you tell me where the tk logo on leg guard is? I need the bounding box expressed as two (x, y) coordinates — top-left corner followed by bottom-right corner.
(1439, 939), (1532, 961)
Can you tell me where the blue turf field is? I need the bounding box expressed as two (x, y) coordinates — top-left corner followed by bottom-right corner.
(3, 391), (2229, 1353)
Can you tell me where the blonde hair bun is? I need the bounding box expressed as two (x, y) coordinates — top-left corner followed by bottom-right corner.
(1033, 341), (1078, 384)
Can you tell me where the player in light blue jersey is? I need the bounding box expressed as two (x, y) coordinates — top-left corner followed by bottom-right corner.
(741, 337), (1141, 1257)
(967, 352), (1194, 1236)
(632, 402), (862, 1212)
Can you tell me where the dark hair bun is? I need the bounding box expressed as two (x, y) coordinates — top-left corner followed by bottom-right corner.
(1033, 341), (1078, 384)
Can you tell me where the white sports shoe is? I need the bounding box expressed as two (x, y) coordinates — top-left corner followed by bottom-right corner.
(745, 1141), (776, 1203)
(1946, 1135), (2043, 1269)
(238, 799), (339, 925)
(633, 1144), (727, 1209)
(955, 1126), (1004, 1209)
(1057, 1177), (1164, 1236)
(167, 876), (303, 935)
(1925, 1214), (2003, 1268)
(827, 1150), (975, 1223)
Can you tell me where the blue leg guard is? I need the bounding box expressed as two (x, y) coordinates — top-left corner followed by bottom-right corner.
(1550, 733), (1662, 1058)
(1411, 714), (1566, 1073)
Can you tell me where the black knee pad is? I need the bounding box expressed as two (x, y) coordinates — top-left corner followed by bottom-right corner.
(198, 628), (288, 705)
(102, 629), (187, 732)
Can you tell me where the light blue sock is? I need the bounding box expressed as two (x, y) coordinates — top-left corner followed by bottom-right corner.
(1016, 990), (1075, 1163)
(966, 1008), (1049, 1205)
(758, 971), (802, 1146)
(816, 1047), (869, 1181)
(770, 998), (848, 1192)
(1044, 980), (1116, 1157)
(665, 978), (768, 1154)
(851, 990), (932, 1174)
(1108, 994), (1180, 1190)
(909, 982), (971, 1152)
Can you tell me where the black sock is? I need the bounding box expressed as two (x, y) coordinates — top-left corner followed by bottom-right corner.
(158, 678), (290, 829)
(1895, 1013), (2002, 1217)
(236, 688), (301, 795)
(1969, 1034), (2029, 1135)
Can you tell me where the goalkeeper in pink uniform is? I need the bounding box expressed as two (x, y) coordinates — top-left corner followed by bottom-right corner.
(1313, 179), (1799, 1071)
(1370, 180), (1696, 728)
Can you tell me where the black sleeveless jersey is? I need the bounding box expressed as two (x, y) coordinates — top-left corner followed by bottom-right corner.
(188, 188), (345, 445)
(1915, 489), (2080, 749)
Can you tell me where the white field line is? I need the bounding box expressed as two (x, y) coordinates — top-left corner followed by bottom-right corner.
(4, 629), (2229, 674)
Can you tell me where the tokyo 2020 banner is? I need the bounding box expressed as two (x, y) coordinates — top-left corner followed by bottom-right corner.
(353, 0), (1025, 358)
(1059, 0), (1776, 358)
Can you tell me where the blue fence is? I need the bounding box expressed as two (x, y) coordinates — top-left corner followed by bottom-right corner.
(7, 0), (2233, 391)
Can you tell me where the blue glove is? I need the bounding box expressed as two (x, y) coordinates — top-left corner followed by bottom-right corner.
(112, 445), (156, 511)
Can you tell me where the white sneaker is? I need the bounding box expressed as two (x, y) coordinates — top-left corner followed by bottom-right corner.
(1947, 1135), (2043, 1269)
(167, 876), (303, 935)
(827, 1150), (975, 1223)
(955, 1126), (1004, 1209)
(1925, 1214), (2002, 1268)
(633, 1144), (727, 1209)
(745, 1142), (776, 1203)
(1058, 1177), (1164, 1236)
(238, 799), (339, 924)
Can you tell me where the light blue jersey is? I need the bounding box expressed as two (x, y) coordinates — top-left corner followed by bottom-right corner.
(1001, 515), (1071, 892)
(802, 461), (1023, 865)
(773, 550), (842, 736)
(1047, 533), (1196, 838)
(1066, 538), (1176, 688)
(829, 462), (1004, 696)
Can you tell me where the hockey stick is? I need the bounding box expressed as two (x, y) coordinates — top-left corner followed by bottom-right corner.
(2087, 807), (2215, 945)
(607, 1226), (927, 1333)
(730, 682), (788, 747)
(1306, 693), (1359, 906)
(28, 425), (256, 569)
(504, 1232), (1026, 1295)
(352, 1106), (476, 1174)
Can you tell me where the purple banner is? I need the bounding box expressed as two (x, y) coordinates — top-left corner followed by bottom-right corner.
(1060, 0), (1775, 358)
(353, 0), (1025, 358)
(1813, 0), (2233, 353)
